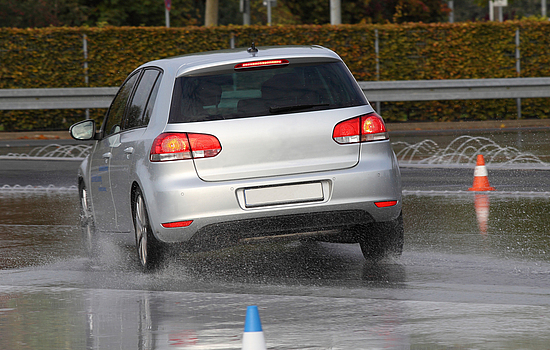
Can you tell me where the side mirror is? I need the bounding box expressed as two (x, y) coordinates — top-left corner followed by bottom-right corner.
(69, 120), (97, 141)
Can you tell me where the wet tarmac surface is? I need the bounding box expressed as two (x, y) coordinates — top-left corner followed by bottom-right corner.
(1, 131), (550, 349)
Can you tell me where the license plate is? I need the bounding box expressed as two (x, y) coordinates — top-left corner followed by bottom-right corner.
(244, 182), (324, 208)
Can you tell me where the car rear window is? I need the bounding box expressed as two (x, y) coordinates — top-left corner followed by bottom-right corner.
(168, 61), (368, 123)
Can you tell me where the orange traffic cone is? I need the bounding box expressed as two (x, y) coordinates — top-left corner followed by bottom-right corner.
(469, 154), (495, 191)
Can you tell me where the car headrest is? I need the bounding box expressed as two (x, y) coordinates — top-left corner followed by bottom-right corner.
(261, 73), (300, 101)
(197, 81), (222, 107)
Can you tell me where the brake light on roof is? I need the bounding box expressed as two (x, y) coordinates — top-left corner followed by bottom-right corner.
(234, 59), (289, 70)
(150, 132), (221, 162)
(332, 113), (388, 144)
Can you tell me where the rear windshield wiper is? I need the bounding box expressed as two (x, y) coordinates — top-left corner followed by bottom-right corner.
(269, 103), (330, 114)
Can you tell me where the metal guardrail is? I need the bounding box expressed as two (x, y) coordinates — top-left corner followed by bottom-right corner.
(0, 87), (118, 110)
(1, 78), (550, 110)
(359, 77), (550, 102)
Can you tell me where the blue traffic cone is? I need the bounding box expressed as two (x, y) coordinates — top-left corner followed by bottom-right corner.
(242, 306), (266, 350)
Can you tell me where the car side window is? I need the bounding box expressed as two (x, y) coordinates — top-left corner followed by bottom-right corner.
(103, 71), (140, 137)
(142, 71), (162, 126)
(125, 69), (162, 130)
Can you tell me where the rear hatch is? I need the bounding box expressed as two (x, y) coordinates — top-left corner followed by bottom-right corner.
(167, 56), (370, 182)
(192, 108), (367, 181)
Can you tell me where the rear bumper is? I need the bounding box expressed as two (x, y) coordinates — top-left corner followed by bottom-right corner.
(141, 140), (401, 244)
(184, 209), (374, 250)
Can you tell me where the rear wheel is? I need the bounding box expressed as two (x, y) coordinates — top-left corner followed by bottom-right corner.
(358, 212), (404, 261)
(133, 188), (165, 271)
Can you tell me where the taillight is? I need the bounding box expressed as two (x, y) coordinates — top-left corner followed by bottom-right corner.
(333, 118), (360, 144)
(374, 200), (398, 208)
(234, 59), (289, 70)
(187, 133), (222, 158)
(360, 113), (387, 141)
(333, 113), (388, 144)
(162, 220), (193, 228)
(150, 133), (221, 162)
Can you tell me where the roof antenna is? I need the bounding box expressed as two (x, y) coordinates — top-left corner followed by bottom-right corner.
(247, 42), (259, 55)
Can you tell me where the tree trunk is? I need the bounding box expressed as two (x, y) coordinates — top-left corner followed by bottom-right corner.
(205, 0), (219, 27)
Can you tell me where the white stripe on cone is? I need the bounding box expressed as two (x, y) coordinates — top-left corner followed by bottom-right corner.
(473, 165), (488, 177)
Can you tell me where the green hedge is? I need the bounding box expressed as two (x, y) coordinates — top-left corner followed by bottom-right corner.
(1, 21), (550, 130)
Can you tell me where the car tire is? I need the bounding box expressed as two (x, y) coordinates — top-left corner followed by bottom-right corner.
(358, 212), (404, 261)
(132, 188), (165, 271)
(79, 181), (97, 257)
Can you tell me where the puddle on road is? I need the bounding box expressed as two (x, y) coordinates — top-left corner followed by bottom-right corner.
(403, 193), (550, 262)
(1, 190), (550, 349)
(0, 192), (81, 269)
(1, 189), (549, 275)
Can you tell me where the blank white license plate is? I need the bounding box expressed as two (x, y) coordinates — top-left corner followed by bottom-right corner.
(244, 182), (324, 208)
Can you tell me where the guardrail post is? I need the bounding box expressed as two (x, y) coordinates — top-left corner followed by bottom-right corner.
(516, 28), (521, 119)
(375, 29), (380, 81)
(83, 34), (90, 120)
(374, 29), (381, 114)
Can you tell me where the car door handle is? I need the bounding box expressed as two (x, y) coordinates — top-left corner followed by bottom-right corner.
(102, 152), (112, 159)
(124, 147), (135, 154)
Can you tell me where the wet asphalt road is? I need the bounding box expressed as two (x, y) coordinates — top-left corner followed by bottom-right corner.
(2, 157), (550, 192)
(1, 156), (550, 348)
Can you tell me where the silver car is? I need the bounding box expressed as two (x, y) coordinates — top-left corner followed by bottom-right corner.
(70, 45), (403, 271)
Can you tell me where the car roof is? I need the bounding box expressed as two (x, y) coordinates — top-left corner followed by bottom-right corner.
(138, 45), (342, 78)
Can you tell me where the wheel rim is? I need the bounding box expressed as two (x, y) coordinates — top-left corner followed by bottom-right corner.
(80, 186), (93, 251)
(80, 186), (88, 212)
(135, 194), (148, 267)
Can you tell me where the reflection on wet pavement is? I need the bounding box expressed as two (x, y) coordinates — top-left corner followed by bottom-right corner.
(1, 190), (550, 283)
(0, 192), (81, 269)
(474, 193), (490, 235)
(404, 193), (550, 263)
(2, 167), (550, 348)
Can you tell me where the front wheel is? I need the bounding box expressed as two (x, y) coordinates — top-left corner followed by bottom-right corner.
(132, 189), (165, 271)
(358, 212), (404, 261)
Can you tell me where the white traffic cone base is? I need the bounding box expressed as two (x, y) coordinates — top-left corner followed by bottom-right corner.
(242, 331), (266, 350)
